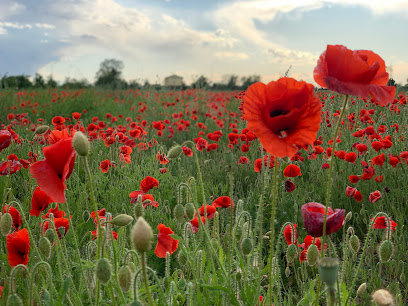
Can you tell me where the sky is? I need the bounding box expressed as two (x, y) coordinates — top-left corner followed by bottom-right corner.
(0, 0), (408, 86)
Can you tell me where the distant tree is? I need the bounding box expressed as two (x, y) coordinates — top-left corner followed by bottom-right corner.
(15, 75), (32, 88)
(387, 78), (396, 87)
(226, 75), (238, 89)
(241, 75), (261, 90)
(34, 73), (46, 88)
(95, 58), (125, 88)
(47, 75), (58, 88)
(63, 77), (90, 89)
(128, 80), (141, 89)
(191, 75), (209, 89)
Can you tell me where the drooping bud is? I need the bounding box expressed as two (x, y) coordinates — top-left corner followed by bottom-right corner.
(118, 265), (132, 292)
(39, 237), (52, 259)
(285, 266), (291, 278)
(378, 240), (394, 263)
(112, 214), (133, 227)
(95, 258), (112, 285)
(357, 283), (367, 297)
(6, 294), (24, 306)
(185, 203), (195, 221)
(167, 145), (182, 159)
(45, 228), (55, 244)
(349, 235), (360, 254)
(371, 289), (394, 306)
(241, 237), (252, 256)
(34, 125), (49, 135)
(286, 244), (298, 264)
(0, 212), (13, 236)
(131, 217), (153, 253)
(318, 257), (339, 288)
(345, 211), (352, 222)
(72, 131), (90, 156)
(173, 204), (185, 223)
(306, 244), (319, 266)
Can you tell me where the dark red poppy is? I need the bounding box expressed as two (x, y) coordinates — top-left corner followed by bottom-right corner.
(0, 158), (22, 175)
(372, 216), (397, 231)
(283, 223), (297, 245)
(345, 186), (357, 197)
(182, 146), (193, 157)
(298, 235), (327, 263)
(129, 191), (159, 208)
(353, 190), (363, 202)
(154, 224), (179, 258)
(348, 175), (360, 183)
(375, 175), (383, 183)
(0, 130), (12, 152)
(42, 217), (70, 239)
(345, 152), (357, 164)
(301, 202), (345, 237)
(283, 164), (302, 177)
(242, 77), (321, 158)
(369, 190), (381, 203)
(6, 228), (30, 267)
(72, 112), (81, 120)
(190, 216), (206, 233)
(140, 176), (159, 193)
(314, 45), (396, 105)
(198, 204), (216, 219)
(3, 205), (22, 230)
(238, 156), (249, 164)
(212, 196), (233, 209)
(30, 186), (54, 216)
(43, 205), (66, 219)
(284, 179), (296, 192)
(30, 132), (75, 203)
(355, 143), (368, 155)
(99, 159), (112, 173)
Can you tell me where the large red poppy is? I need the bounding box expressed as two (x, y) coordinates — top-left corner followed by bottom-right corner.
(372, 216), (397, 231)
(0, 130), (12, 152)
(154, 224), (179, 258)
(283, 164), (302, 177)
(301, 202), (345, 237)
(198, 204), (216, 219)
(30, 186), (54, 216)
(7, 228), (30, 267)
(242, 77), (321, 158)
(30, 132), (76, 203)
(212, 196), (233, 209)
(314, 45), (395, 106)
(140, 176), (159, 193)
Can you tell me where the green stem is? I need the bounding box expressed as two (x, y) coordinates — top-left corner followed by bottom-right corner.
(141, 252), (155, 306)
(268, 158), (279, 303)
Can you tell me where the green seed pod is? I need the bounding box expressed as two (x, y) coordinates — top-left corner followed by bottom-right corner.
(173, 204), (185, 223)
(349, 235), (360, 254)
(112, 214), (133, 227)
(307, 244), (319, 266)
(345, 211), (352, 222)
(0, 212), (13, 236)
(185, 203), (195, 221)
(39, 237), (52, 259)
(6, 294), (23, 306)
(167, 145), (183, 159)
(178, 251), (187, 266)
(131, 217), (153, 253)
(285, 266), (291, 278)
(378, 240), (394, 263)
(241, 237), (252, 256)
(34, 125), (49, 135)
(72, 131), (90, 156)
(95, 258), (112, 285)
(357, 283), (367, 297)
(45, 228), (55, 244)
(318, 257), (339, 288)
(118, 265), (132, 292)
(286, 244), (298, 264)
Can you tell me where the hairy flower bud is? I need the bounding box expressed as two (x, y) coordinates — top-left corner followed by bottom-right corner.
(6, 294), (23, 306)
(349, 235), (360, 254)
(185, 203), (195, 221)
(72, 131), (90, 156)
(134, 196), (143, 219)
(378, 240), (394, 263)
(131, 217), (153, 253)
(39, 236), (52, 259)
(357, 283), (367, 297)
(118, 265), (132, 292)
(241, 237), (252, 256)
(173, 204), (185, 223)
(34, 125), (49, 135)
(286, 244), (298, 263)
(96, 258), (112, 285)
(345, 211), (352, 222)
(371, 289), (394, 306)
(167, 145), (183, 159)
(307, 244), (319, 266)
(112, 214), (133, 227)
(0, 212), (13, 236)
(45, 228), (55, 244)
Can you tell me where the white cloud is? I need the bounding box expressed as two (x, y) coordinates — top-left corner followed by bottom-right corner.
(215, 51), (249, 60)
(35, 23), (55, 29)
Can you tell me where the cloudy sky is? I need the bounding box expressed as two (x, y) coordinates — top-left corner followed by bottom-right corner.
(1, 0), (407, 86)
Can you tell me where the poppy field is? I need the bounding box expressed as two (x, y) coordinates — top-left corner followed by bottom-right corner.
(0, 45), (407, 305)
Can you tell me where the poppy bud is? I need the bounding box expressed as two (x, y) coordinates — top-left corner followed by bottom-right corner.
(131, 217), (153, 253)
(345, 211), (352, 222)
(286, 243), (297, 263)
(241, 237), (252, 255)
(112, 214), (133, 227)
(349, 235), (360, 254)
(378, 240), (394, 263)
(134, 196), (143, 219)
(128, 261), (136, 274)
(307, 244), (319, 266)
(34, 125), (49, 135)
(6, 294), (23, 306)
(58, 226), (66, 238)
(285, 266), (291, 278)
(371, 289), (394, 306)
(118, 265), (132, 292)
(357, 283), (367, 297)
(318, 257), (339, 288)
(45, 228), (55, 244)
(178, 278), (186, 290)
(167, 145), (182, 159)
(0, 212), (13, 236)
(173, 204), (185, 223)
(178, 251), (187, 266)
(185, 203), (195, 221)
(72, 131), (90, 156)
(96, 258), (112, 285)
(39, 236), (52, 259)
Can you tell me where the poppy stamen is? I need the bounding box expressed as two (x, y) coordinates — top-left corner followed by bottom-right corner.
(269, 109), (288, 117)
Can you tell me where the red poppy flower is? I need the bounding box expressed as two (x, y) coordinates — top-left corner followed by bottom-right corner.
(284, 179), (296, 192)
(43, 205), (66, 219)
(345, 186), (357, 197)
(0, 130), (12, 152)
(3, 205), (22, 230)
(283, 164), (302, 177)
(129, 191), (159, 208)
(198, 204), (216, 219)
(301, 202), (345, 237)
(238, 156), (249, 164)
(242, 77), (321, 158)
(298, 235), (327, 263)
(42, 217), (70, 239)
(372, 216), (397, 231)
(321, 163), (330, 169)
(345, 152), (357, 164)
(348, 175), (360, 184)
(154, 224), (179, 258)
(140, 176), (159, 193)
(355, 143), (368, 155)
(52, 116), (66, 126)
(182, 146), (193, 157)
(190, 216), (206, 233)
(30, 186), (54, 216)
(283, 223), (297, 245)
(159, 167), (167, 174)
(91, 229), (118, 240)
(99, 159), (112, 173)
(314, 45), (396, 105)
(212, 196), (233, 209)
(72, 112), (81, 120)
(353, 190), (363, 202)
(30, 132), (76, 203)
(369, 190), (382, 203)
(6, 228), (30, 267)
(375, 175), (383, 183)
(0, 158), (22, 175)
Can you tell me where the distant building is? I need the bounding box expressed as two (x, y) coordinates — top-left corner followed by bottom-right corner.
(164, 75), (183, 88)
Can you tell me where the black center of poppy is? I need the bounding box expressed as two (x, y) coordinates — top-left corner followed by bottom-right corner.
(269, 109), (288, 117)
